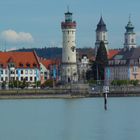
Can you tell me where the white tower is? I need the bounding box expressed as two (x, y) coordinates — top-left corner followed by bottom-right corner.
(61, 10), (78, 83)
(124, 17), (136, 50)
(95, 16), (108, 55)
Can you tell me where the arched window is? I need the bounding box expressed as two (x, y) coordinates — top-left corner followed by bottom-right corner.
(97, 35), (99, 40)
(131, 38), (134, 43)
(125, 38), (127, 43)
(103, 35), (106, 41)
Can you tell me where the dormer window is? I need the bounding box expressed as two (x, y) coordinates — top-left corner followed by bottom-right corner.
(33, 63), (37, 67)
(0, 64), (3, 68)
(26, 63), (30, 67)
(19, 63), (24, 67)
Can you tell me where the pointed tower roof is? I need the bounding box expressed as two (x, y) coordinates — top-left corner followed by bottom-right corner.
(96, 16), (107, 32)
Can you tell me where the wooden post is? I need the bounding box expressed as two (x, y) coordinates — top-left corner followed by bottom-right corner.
(104, 92), (107, 110)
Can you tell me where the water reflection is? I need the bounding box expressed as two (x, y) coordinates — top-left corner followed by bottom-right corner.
(0, 98), (140, 140)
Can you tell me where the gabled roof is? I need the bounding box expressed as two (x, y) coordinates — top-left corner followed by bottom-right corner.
(0, 51), (40, 68)
(39, 58), (61, 69)
(39, 59), (53, 69)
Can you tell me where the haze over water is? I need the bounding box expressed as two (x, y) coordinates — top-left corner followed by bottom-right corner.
(0, 97), (140, 140)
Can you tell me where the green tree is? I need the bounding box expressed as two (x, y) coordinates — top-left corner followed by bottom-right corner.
(41, 79), (53, 88)
(1, 81), (6, 89)
(95, 41), (108, 80)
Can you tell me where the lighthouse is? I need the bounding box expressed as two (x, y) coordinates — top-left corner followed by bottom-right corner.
(61, 10), (78, 83)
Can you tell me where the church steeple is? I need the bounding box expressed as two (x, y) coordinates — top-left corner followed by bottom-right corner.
(125, 16), (134, 33)
(96, 16), (107, 32)
(124, 16), (136, 50)
(95, 16), (108, 56)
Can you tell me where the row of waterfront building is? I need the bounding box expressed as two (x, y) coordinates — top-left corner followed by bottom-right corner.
(0, 10), (140, 86)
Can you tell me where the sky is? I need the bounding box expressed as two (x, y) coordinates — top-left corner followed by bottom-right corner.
(0, 0), (140, 50)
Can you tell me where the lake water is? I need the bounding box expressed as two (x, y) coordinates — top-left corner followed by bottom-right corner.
(0, 97), (140, 140)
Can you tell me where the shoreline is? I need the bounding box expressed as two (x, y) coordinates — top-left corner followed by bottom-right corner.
(0, 89), (140, 100)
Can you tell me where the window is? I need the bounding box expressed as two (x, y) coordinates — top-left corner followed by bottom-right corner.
(71, 46), (75, 52)
(25, 77), (28, 81)
(0, 70), (3, 74)
(19, 63), (24, 67)
(21, 70), (23, 74)
(26, 63), (30, 67)
(16, 70), (18, 74)
(1, 77), (3, 81)
(30, 77), (32, 81)
(133, 66), (138, 72)
(131, 38), (134, 43)
(44, 72), (48, 75)
(21, 77), (23, 81)
(34, 70), (37, 74)
(0, 64), (3, 68)
(125, 38), (127, 43)
(5, 77), (8, 81)
(97, 35), (99, 40)
(33, 63), (37, 67)
(10, 70), (14, 74)
(30, 70), (33, 74)
(25, 70), (28, 74)
(134, 74), (137, 79)
(103, 35), (105, 41)
(5, 70), (8, 74)
(34, 77), (36, 81)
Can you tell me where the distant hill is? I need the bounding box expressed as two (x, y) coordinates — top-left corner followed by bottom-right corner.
(12, 47), (95, 60)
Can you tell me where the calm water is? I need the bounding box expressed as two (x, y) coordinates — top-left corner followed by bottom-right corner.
(0, 97), (140, 140)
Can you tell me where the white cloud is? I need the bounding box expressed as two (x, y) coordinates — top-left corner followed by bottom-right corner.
(0, 29), (34, 43)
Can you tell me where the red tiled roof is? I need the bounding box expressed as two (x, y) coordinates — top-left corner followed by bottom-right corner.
(39, 59), (53, 69)
(39, 58), (61, 69)
(0, 51), (40, 68)
(108, 50), (120, 59)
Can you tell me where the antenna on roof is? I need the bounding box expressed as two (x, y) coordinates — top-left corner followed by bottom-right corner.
(129, 13), (131, 22)
(67, 5), (69, 12)
(4, 41), (6, 52)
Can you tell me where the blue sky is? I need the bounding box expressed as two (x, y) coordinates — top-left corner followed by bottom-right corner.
(0, 0), (140, 50)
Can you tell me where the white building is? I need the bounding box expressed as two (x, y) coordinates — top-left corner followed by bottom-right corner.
(0, 51), (40, 85)
(61, 10), (78, 83)
(78, 55), (90, 81)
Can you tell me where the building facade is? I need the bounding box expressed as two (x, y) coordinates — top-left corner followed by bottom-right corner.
(105, 18), (138, 84)
(0, 51), (40, 85)
(61, 10), (78, 83)
(77, 55), (90, 81)
(39, 58), (61, 84)
(105, 48), (140, 84)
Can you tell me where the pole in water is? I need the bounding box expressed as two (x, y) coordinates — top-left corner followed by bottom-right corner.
(104, 92), (107, 110)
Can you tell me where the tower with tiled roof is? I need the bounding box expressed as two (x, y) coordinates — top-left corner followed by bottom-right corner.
(61, 9), (78, 83)
(124, 16), (136, 50)
(95, 16), (108, 55)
